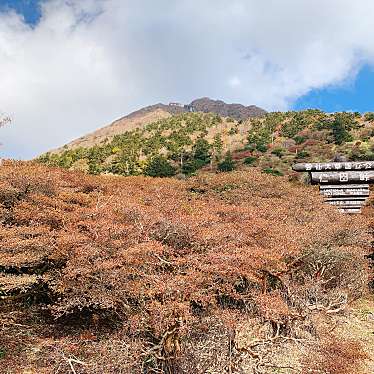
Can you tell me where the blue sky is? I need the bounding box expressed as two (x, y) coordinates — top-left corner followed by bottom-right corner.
(1, 0), (374, 159)
(0, 0), (41, 25)
(294, 65), (374, 113)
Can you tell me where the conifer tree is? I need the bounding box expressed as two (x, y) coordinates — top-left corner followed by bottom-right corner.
(218, 151), (235, 172)
(145, 155), (176, 177)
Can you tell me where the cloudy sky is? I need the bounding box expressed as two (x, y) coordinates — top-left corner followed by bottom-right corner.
(1, 0), (374, 159)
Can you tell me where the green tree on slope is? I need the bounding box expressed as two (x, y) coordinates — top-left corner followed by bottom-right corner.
(218, 152), (235, 172)
(145, 156), (176, 177)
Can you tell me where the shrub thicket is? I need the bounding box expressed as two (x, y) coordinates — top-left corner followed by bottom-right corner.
(0, 161), (370, 372)
(364, 112), (374, 121)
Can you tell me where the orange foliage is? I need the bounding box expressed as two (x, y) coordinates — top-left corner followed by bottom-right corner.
(0, 160), (370, 372)
(303, 337), (369, 374)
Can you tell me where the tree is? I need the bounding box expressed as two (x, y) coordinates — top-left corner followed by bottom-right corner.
(144, 155), (176, 177)
(364, 112), (374, 121)
(244, 156), (257, 165)
(181, 159), (199, 175)
(218, 152), (235, 172)
(110, 148), (142, 176)
(181, 139), (212, 175)
(280, 113), (308, 138)
(166, 130), (192, 169)
(212, 134), (223, 162)
(331, 116), (353, 145)
(193, 138), (211, 165)
(0, 114), (11, 129)
(87, 146), (107, 175)
(0, 114), (11, 165)
(88, 159), (102, 175)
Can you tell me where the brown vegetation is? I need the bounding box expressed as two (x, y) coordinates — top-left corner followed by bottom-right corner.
(0, 161), (371, 373)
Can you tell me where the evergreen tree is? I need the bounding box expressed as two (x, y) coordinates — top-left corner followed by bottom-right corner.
(331, 116), (353, 145)
(145, 156), (176, 177)
(181, 138), (212, 175)
(212, 134), (223, 162)
(181, 159), (200, 175)
(218, 152), (235, 172)
(193, 138), (211, 165)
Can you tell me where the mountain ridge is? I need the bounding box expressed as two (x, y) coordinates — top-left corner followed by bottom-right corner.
(189, 97), (266, 120)
(50, 98), (266, 154)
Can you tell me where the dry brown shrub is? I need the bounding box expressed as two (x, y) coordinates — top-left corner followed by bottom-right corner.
(0, 161), (371, 372)
(302, 336), (369, 374)
(283, 246), (368, 324)
(257, 292), (291, 324)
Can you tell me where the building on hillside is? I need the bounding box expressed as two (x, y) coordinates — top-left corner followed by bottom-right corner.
(184, 104), (195, 112)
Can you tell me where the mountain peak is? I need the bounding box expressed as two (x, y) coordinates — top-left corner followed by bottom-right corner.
(125, 98), (267, 121)
(48, 98), (266, 154)
(189, 97), (266, 120)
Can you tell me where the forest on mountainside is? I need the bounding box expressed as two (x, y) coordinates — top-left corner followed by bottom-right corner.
(38, 110), (374, 179)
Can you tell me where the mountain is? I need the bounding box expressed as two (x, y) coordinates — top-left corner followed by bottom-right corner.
(39, 108), (374, 179)
(50, 98), (266, 153)
(189, 97), (267, 120)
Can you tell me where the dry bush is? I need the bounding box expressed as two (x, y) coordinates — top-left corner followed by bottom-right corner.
(0, 161), (371, 372)
(302, 336), (369, 374)
(284, 246), (368, 319)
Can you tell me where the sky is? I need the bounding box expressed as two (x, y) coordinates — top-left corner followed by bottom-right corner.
(1, 0), (374, 159)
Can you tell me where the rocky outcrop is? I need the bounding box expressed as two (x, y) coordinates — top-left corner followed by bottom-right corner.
(189, 97), (267, 120)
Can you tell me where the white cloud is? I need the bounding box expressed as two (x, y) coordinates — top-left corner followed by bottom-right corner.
(228, 77), (241, 87)
(1, 0), (374, 159)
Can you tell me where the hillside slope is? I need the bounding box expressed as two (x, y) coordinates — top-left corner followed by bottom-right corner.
(0, 160), (372, 373)
(39, 110), (374, 179)
(51, 107), (173, 153)
(51, 98), (266, 154)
